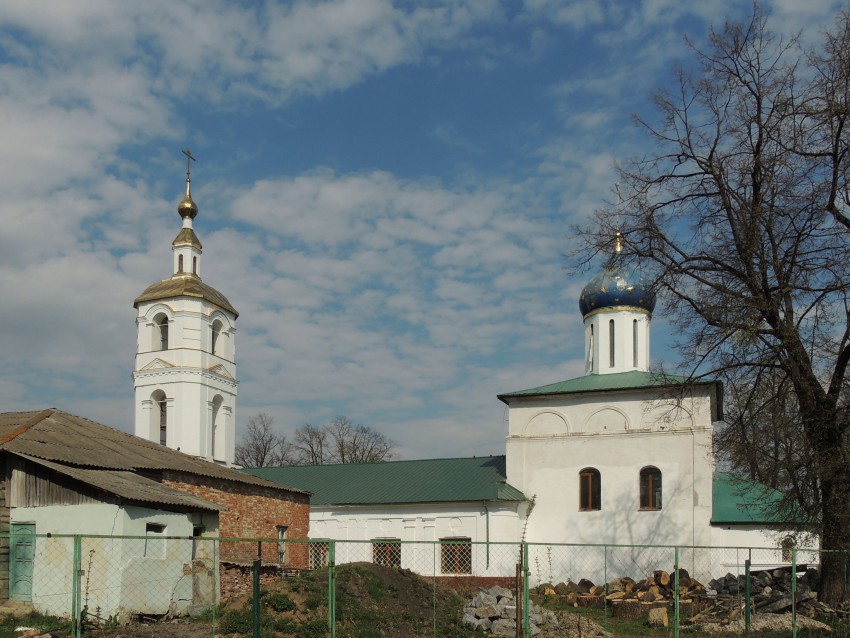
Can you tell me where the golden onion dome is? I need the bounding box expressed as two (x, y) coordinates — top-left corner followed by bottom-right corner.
(178, 189), (198, 220)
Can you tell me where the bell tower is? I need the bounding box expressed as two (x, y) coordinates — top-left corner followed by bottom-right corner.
(132, 151), (239, 465)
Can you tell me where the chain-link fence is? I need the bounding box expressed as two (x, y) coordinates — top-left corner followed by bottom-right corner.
(1, 533), (844, 637)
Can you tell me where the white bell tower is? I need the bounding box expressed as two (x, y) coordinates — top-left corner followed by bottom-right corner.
(133, 150), (238, 465)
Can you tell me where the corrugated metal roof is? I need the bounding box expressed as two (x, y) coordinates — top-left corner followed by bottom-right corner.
(17, 453), (222, 512)
(134, 276), (238, 317)
(0, 410), (308, 496)
(498, 370), (714, 402)
(711, 472), (787, 525)
(243, 456), (526, 506)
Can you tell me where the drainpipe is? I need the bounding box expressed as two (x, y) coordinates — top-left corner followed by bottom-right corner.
(483, 503), (490, 569)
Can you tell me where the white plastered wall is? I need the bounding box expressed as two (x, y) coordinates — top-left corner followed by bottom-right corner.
(12, 504), (218, 619)
(308, 502), (522, 577)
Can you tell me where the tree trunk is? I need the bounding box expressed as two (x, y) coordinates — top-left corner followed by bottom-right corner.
(819, 469), (850, 606)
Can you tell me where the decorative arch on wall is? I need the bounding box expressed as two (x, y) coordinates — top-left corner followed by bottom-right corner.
(583, 406), (630, 433)
(144, 304), (173, 352)
(642, 400), (696, 430)
(522, 410), (569, 436)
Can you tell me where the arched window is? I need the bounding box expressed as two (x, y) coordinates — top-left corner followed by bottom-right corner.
(640, 466), (662, 510)
(192, 256), (197, 274)
(588, 324), (594, 368)
(178, 254), (184, 273)
(155, 314), (169, 350)
(633, 319), (638, 367)
(609, 319), (615, 367)
(579, 468), (601, 511)
(211, 320), (222, 356)
(152, 390), (167, 446)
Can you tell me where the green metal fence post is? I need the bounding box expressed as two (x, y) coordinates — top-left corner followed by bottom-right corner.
(744, 558), (751, 638)
(792, 547), (797, 638)
(522, 542), (530, 638)
(603, 546), (608, 638)
(433, 541), (438, 638)
(72, 535), (82, 638)
(674, 546), (680, 638)
(329, 540), (336, 638)
(252, 557), (261, 638)
(213, 537), (219, 638)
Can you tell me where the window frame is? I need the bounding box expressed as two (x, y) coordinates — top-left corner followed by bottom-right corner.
(440, 537), (472, 575)
(371, 538), (401, 568)
(639, 466), (662, 510)
(579, 467), (601, 511)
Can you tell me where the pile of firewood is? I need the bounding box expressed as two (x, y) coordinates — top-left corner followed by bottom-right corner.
(536, 568), (707, 619)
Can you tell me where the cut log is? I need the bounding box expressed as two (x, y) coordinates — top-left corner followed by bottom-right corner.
(654, 570), (671, 587)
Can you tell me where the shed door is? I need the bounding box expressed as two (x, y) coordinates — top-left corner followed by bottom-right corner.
(10, 524), (35, 601)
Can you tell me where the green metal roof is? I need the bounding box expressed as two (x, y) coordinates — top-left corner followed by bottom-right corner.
(497, 370), (705, 402)
(242, 456), (527, 506)
(711, 472), (787, 525)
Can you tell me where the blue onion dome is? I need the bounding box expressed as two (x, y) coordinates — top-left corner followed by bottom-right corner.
(579, 235), (656, 317)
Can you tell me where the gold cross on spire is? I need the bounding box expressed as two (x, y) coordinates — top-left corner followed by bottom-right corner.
(182, 149), (196, 182)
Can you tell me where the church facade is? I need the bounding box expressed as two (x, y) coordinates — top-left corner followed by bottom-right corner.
(249, 235), (796, 579)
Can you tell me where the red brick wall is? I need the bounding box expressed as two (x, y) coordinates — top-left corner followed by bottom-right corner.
(162, 471), (310, 568)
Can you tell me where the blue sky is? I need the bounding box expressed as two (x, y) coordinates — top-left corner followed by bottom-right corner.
(0, 0), (843, 460)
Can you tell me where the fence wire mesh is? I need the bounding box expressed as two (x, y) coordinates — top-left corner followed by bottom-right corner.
(0, 534), (844, 637)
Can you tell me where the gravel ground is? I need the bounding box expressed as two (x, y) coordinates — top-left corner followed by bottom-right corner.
(696, 612), (832, 633)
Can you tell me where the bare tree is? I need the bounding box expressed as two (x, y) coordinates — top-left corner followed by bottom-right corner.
(234, 412), (295, 467)
(326, 416), (396, 464)
(574, 7), (850, 603)
(293, 423), (329, 465)
(294, 417), (396, 465)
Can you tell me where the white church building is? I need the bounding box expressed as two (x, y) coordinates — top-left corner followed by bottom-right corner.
(247, 235), (795, 579)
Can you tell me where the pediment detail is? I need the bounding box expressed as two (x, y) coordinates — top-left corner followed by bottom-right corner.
(209, 364), (235, 380)
(140, 358), (175, 371)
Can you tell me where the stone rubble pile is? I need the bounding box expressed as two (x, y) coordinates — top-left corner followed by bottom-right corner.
(534, 565), (849, 626)
(462, 586), (559, 636)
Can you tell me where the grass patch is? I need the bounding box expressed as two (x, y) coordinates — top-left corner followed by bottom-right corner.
(0, 610), (68, 638)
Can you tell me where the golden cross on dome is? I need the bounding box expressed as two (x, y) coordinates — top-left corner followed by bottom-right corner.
(182, 149), (196, 182)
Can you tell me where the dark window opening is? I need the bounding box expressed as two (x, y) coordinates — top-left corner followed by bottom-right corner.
(579, 468), (601, 511)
